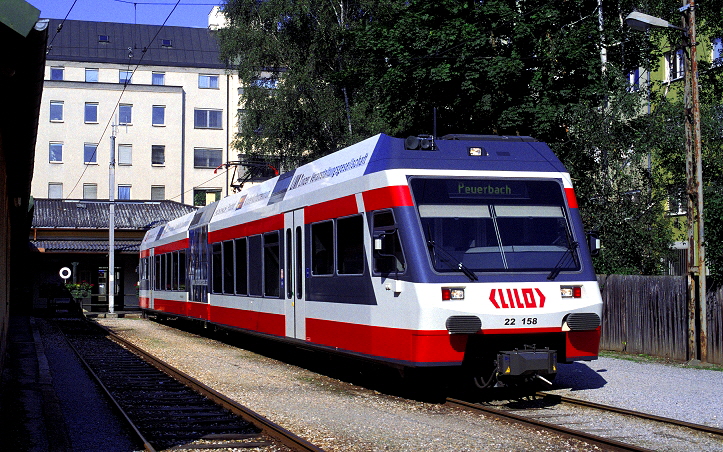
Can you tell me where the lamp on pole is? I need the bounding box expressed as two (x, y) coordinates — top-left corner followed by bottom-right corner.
(625, 2), (706, 362)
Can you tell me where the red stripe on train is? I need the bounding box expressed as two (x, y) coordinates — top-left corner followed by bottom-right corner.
(565, 187), (578, 208)
(306, 318), (466, 364)
(209, 215), (284, 243)
(155, 238), (189, 255)
(305, 195), (358, 224)
(209, 305), (285, 336)
(362, 186), (414, 211)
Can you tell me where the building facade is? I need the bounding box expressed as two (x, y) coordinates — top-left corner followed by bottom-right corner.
(32, 18), (240, 206)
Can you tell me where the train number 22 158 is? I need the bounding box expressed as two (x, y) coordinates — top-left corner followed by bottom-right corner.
(504, 317), (538, 326)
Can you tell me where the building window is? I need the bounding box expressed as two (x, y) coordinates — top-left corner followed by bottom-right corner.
(50, 101), (63, 121)
(193, 188), (221, 206)
(98, 35), (110, 43)
(665, 49), (685, 81)
(50, 67), (64, 80)
(714, 38), (723, 67)
(194, 148), (222, 168)
(118, 185), (131, 200)
(151, 145), (165, 165)
(118, 144), (132, 165)
(152, 72), (165, 85)
(152, 105), (165, 126)
(194, 109), (222, 129)
(49, 143), (63, 162)
(85, 68), (99, 82)
(119, 104), (132, 125)
(628, 68), (640, 92)
(199, 74), (219, 89)
(252, 77), (277, 89)
(48, 183), (63, 199)
(151, 185), (165, 200)
(85, 103), (98, 123)
(161, 39), (172, 47)
(84, 143), (98, 164)
(83, 184), (98, 199)
(119, 70), (132, 84)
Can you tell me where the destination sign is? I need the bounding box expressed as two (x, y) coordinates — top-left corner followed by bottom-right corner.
(449, 180), (528, 199)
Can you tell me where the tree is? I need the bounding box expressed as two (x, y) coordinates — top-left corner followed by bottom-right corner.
(218, 0), (723, 276)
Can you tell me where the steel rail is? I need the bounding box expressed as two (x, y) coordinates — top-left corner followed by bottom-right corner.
(61, 324), (157, 452)
(446, 397), (652, 452)
(99, 322), (323, 452)
(536, 391), (723, 437)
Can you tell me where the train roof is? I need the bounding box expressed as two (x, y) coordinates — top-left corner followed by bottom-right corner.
(142, 133), (570, 247)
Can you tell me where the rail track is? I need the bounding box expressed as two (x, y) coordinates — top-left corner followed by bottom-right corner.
(447, 389), (723, 451)
(54, 317), (322, 452)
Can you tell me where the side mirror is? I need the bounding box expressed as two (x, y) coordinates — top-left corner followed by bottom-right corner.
(586, 231), (601, 257)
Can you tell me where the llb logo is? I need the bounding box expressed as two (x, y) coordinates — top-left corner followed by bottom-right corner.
(489, 288), (546, 309)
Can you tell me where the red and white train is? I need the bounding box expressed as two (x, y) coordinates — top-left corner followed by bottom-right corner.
(139, 133), (602, 387)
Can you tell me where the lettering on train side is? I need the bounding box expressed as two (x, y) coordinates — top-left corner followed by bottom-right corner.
(488, 288), (546, 309)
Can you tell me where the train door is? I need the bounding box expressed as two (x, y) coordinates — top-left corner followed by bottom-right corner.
(284, 209), (306, 340)
(188, 226), (209, 304)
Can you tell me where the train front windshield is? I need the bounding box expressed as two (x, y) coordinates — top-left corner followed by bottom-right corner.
(410, 178), (580, 273)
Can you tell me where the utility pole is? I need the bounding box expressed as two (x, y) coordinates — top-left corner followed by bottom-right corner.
(625, 2), (707, 362)
(682, 0), (706, 362)
(109, 123), (116, 314)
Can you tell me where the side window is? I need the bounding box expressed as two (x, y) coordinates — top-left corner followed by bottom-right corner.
(171, 251), (179, 290)
(263, 232), (280, 297)
(337, 215), (364, 275)
(154, 255), (161, 290)
(211, 243), (222, 294)
(372, 210), (406, 274)
(235, 238), (248, 295)
(248, 235), (263, 296)
(223, 240), (234, 294)
(311, 221), (334, 275)
(178, 250), (186, 290)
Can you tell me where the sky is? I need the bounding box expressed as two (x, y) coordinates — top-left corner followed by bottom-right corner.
(27, 0), (222, 29)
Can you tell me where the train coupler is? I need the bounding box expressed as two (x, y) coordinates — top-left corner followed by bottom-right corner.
(497, 346), (557, 378)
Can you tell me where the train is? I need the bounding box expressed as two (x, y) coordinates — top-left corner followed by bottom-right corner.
(139, 133), (602, 388)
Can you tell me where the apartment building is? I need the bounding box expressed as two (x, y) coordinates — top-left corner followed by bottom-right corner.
(32, 17), (239, 206)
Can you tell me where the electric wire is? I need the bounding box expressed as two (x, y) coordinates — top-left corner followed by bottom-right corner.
(64, 0), (182, 199)
(45, 0), (80, 52)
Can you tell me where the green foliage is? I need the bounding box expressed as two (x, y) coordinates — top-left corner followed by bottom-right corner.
(705, 185), (723, 289)
(218, 0), (723, 276)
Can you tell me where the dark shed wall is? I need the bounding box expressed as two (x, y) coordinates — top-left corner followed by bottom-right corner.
(0, 14), (48, 373)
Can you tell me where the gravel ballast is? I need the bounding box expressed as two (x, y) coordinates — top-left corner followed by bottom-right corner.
(99, 317), (722, 450)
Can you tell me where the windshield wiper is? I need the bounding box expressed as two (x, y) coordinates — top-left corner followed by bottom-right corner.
(547, 240), (579, 281)
(427, 239), (478, 282)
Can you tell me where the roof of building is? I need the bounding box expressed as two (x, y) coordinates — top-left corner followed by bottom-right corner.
(44, 19), (226, 69)
(32, 198), (196, 230)
(30, 239), (141, 253)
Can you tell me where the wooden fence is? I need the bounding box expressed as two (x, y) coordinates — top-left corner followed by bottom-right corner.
(597, 275), (723, 365)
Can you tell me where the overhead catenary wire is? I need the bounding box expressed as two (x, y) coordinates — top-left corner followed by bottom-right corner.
(65, 0), (182, 199)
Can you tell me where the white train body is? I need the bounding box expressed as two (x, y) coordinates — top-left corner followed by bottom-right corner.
(140, 134), (602, 382)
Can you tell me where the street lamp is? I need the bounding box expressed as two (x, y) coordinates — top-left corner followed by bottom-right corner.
(625, 2), (707, 362)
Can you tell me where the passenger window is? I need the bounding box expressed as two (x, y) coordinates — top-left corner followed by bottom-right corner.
(311, 221), (334, 275)
(264, 232), (280, 297)
(170, 252), (178, 290)
(178, 250), (186, 290)
(223, 240), (234, 294)
(235, 238), (248, 295)
(373, 210), (405, 274)
(337, 215), (364, 274)
(211, 243), (222, 293)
